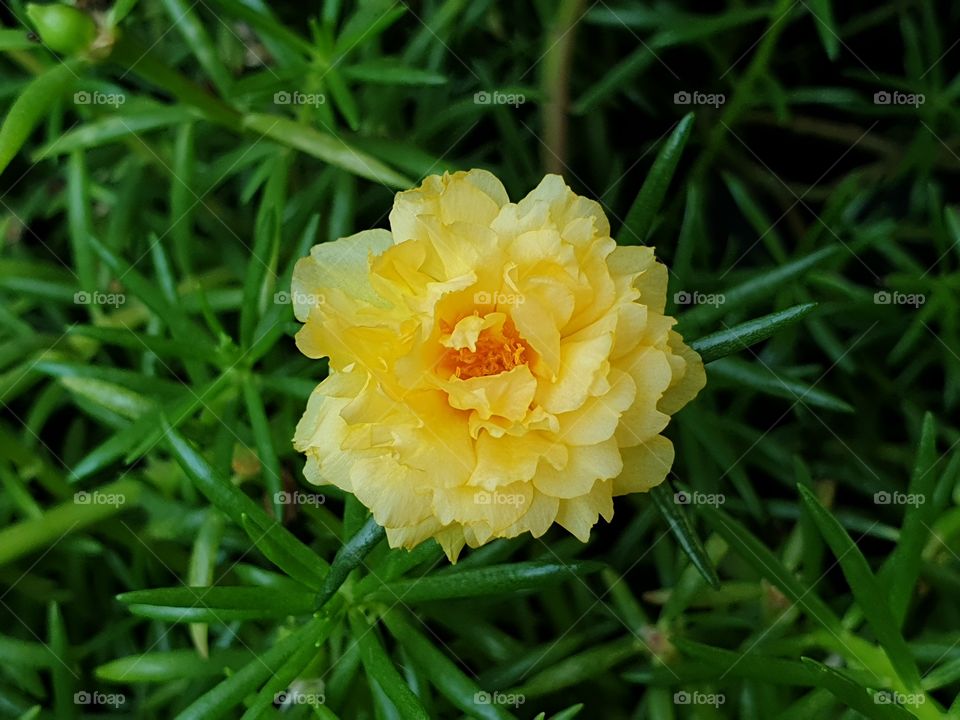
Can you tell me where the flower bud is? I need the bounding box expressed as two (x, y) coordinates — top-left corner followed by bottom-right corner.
(26, 3), (97, 55)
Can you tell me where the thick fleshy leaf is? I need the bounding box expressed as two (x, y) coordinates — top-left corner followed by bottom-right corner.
(617, 113), (694, 245)
(690, 303), (817, 364)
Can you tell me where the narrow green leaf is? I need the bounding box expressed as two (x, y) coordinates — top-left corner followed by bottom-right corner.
(512, 637), (639, 698)
(33, 108), (196, 158)
(364, 561), (603, 604)
(382, 610), (517, 720)
(188, 511), (225, 658)
(163, 423), (329, 579)
(0, 635), (60, 669)
(690, 303), (817, 364)
(59, 376), (152, 419)
(617, 113), (694, 245)
(649, 484), (720, 588)
(68, 325), (218, 363)
(238, 633), (324, 720)
(681, 246), (840, 327)
(879, 413), (940, 626)
(344, 59), (446, 86)
(71, 371), (233, 480)
(47, 603), (73, 720)
(96, 650), (251, 683)
(545, 706), (584, 720)
(0, 479), (141, 567)
(241, 379), (283, 520)
(807, 0), (840, 60)
(0, 29), (36, 50)
(674, 639), (818, 685)
(324, 66), (360, 131)
(336, 6), (407, 55)
(0, 61), (81, 176)
(708, 357), (854, 413)
(700, 503), (843, 632)
(173, 615), (333, 720)
(799, 658), (915, 720)
(67, 151), (96, 293)
(721, 172), (787, 262)
(159, 0), (232, 96)
(239, 514), (326, 592)
(243, 113), (412, 187)
(797, 484), (922, 690)
(107, 0), (141, 25)
(349, 612), (430, 720)
(87, 236), (217, 355)
(118, 587), (316, 623)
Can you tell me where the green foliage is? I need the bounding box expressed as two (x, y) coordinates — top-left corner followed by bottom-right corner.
(0, 1), (958, 719)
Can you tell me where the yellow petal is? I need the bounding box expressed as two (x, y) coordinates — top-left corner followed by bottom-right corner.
(555, 480), (615, 542)
(534, 439), (622, 499)
(613, 435), (674, 495)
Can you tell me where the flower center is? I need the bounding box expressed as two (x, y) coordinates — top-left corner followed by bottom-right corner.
(442, 318), (529, 380)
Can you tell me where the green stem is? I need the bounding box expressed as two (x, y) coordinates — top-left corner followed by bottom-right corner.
(540, 0), (585, 174)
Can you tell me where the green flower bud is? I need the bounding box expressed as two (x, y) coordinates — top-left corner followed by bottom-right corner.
(26, 3), (97, 55)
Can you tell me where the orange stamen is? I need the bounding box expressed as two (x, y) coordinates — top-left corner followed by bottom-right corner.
(443, 319), (529, 380)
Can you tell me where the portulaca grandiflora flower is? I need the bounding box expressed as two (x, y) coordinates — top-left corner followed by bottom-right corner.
(292, 169), (705, 561)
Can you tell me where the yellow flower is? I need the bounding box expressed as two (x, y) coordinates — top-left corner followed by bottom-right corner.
(292, 170), (705, 561)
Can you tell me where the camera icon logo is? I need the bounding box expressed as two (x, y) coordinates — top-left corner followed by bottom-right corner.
(674, 491), (690, 505)
(473, 691), (491, 704)
(674, 691), (691, 704)
(673, 91), (691, 105)
(73, 91), (91, 105)
(473, 91), (491, 105)
(874, 491), (891, 505)
(874, 90), (891, 105)
(874, 290), (891, 304)
(274, 91), (292, 104)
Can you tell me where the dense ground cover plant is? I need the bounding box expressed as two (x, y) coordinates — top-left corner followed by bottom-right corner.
(0, 1), (958, 718)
